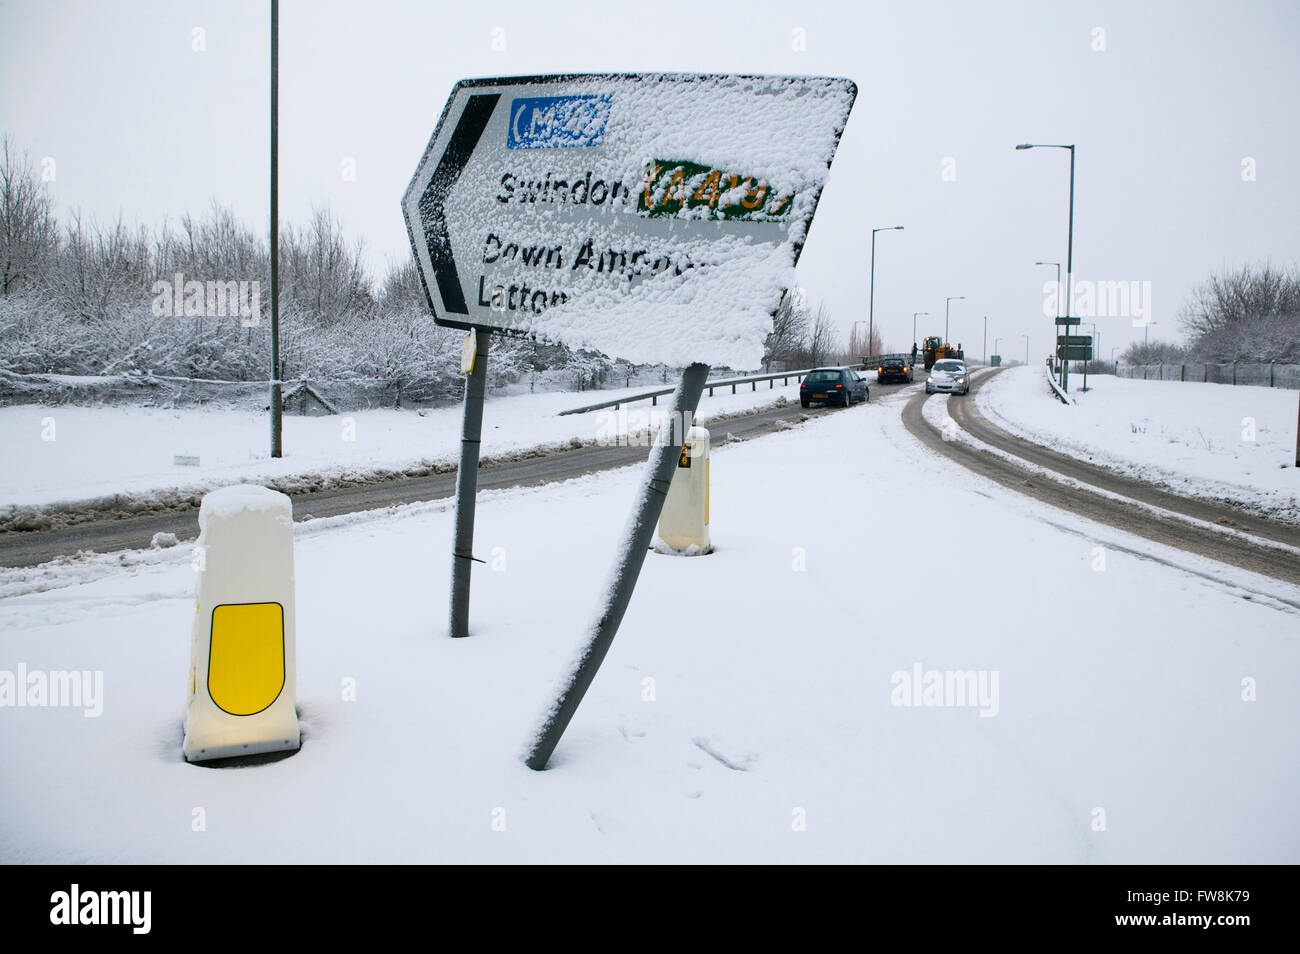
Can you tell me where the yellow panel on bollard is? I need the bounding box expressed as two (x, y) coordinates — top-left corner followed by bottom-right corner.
(183, 485), (300, 763)
(657, 426), (712, 554)
(208, 602), (285, 716)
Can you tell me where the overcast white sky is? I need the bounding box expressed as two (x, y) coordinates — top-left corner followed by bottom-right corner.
(2, 0), (1296, 361)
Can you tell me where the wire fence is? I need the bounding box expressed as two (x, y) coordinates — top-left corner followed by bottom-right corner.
(1116, 362), (1300, 390)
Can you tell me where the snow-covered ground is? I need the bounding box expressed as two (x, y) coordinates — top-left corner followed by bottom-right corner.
(0, 380), (801, 515)
(979, 367), (1300, 521)
(3, 384), (1297, 863)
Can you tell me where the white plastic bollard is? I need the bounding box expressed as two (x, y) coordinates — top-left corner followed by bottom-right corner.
(657, 425), (711, 554)
(183, 485), (300, 762)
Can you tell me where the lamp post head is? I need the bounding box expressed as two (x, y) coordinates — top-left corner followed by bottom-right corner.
(1015, 143), (1034, 150)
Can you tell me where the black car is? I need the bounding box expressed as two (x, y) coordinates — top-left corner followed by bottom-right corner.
(800, 367), (869, 408)
(876, 357), (915, 384)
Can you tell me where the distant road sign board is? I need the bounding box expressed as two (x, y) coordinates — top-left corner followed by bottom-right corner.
(1057, 335), (1092, 346)
(402, 74), (857, 369)
(1057, 345), (1093, 360)
(1054, 316), (1082, 326)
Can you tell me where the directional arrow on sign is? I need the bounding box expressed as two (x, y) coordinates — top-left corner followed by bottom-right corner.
(416, 93), (500, 316)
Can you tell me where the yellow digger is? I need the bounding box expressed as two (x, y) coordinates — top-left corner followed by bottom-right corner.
(922, 336), (964, 370)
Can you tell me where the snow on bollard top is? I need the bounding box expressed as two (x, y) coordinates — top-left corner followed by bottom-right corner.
(403, 74), (857, 370)
(198, 484), (292, 532)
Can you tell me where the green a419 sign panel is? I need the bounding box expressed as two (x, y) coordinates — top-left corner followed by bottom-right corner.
(402, 73), (857, 371)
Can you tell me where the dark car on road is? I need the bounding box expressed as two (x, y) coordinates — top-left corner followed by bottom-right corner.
(800, 367), (869, 408)
(876, 357), (915, 384)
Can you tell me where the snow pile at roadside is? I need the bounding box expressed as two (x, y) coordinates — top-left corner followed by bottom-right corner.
(2, 389), (1297, 863)
(978, 367), (1300, 522)
(0, 379), (801, 518)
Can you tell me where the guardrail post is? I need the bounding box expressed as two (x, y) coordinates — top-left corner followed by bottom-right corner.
(1270, 361), (1275, 387)
(1233, 361), (1237, 385)
(1180, 364), (1185, 382)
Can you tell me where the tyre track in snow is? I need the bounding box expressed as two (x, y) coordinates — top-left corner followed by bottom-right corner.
(902, 371), (1300, 588)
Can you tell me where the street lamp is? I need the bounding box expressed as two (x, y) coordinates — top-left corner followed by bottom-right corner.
(983, 316), (988, 364)
(1084, 321), (1100, 388)
(1034, 261), (1062, 318)
(912, 312), (928, 350)
(868, 226), (904, 361)
(1144, 320), (1157, 346)
(1018, 143), (1077, 393)
(945, 296), (964, 345)
(1021, 333), (1030, 366)
(853, 320), (869, 360)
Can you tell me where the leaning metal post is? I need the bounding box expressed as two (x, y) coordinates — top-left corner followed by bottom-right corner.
(525, 362), (710, 770)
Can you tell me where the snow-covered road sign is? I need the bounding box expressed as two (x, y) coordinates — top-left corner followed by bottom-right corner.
(403, 73), (856, 369)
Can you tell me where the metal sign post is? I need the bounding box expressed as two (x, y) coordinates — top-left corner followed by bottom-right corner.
(449, 330), (490, 638)
(1055, 317), (1081, 393)
(525, 362), (709, 770)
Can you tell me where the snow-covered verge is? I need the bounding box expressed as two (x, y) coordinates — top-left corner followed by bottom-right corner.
(2, 385), (1296, 863)
(0, 380), (802, 522)
(978, 367), (1300, 523)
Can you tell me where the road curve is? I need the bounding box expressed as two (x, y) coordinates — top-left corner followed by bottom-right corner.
(902, 371), (1300, 588)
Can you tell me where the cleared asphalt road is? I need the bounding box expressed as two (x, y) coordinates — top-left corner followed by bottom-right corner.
(0, 383), (901, 568)
(903, 370), (1300, 588)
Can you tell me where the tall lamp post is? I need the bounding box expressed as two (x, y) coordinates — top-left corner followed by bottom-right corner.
(1085, 321), (1099, 388)
(1035, 261), (1062, 385)
(853, 320), (869, 362)
(1022, 333), (1030, 367)
(1035, 261), (1062, 319)
(868, 225), (904, 361)
(1144, 319), (1157, 346)
(1018, 143), (1077, 393)
(945, 296), (964, 346)
(983, 316), (988, 364)
(912, 311), (928, 350)
(269, 0), (282, 457)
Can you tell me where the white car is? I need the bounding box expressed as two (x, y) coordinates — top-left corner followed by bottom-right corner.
(925, 359), (970, 395)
